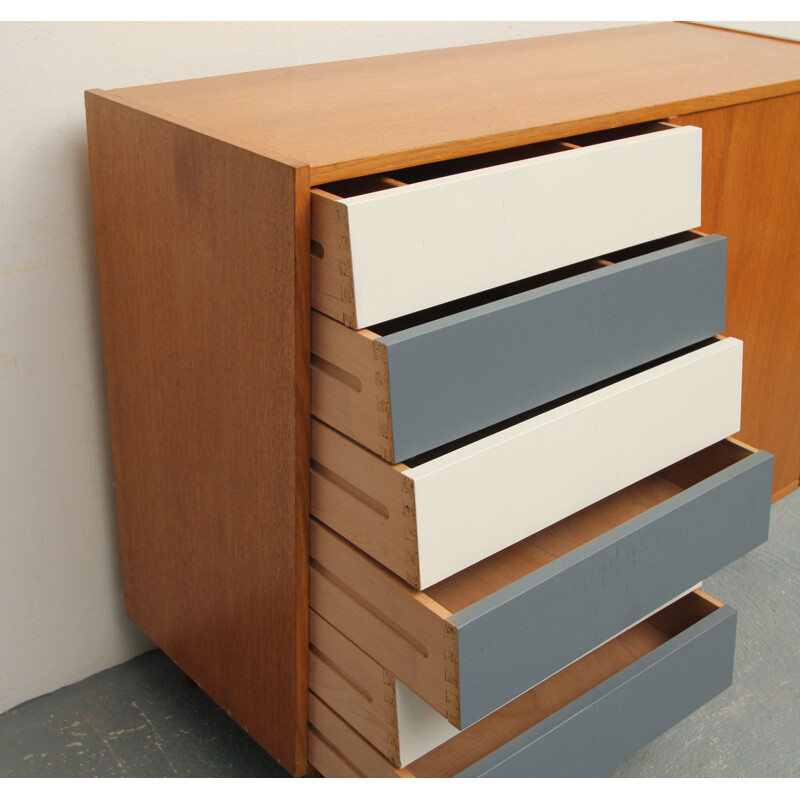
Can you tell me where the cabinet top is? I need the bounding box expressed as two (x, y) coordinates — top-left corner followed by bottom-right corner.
(88, 22), (800, 184)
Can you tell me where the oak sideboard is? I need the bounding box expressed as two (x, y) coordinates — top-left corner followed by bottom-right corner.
(86, 22), (800, 777)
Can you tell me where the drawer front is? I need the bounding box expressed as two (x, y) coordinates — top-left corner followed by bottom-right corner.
(312, 338), (743, 589)
(313, 234), (728, 464)
(458, 604), (737, 777)
(307, 594), (736, 777)
(311, 442), (771, 730)
(312, 124), (701, 328)
(451, 447), (771, 727)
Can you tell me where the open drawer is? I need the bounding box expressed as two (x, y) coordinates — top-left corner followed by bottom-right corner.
(310, 439), (772, 729)
(311, 337), (743, 588)
(308, 591), (738, 777)
(311, 122), (701, 329)
(312, 232), (727, 463)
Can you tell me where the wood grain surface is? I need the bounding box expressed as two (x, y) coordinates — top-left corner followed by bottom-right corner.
(677, 93), (800, 495)
(91, 23), (800, 183)
(308, 695), (407, 778)
(310, 419), (417, 585)
(309, 519), (459, 726)
(311, 312), (393, 462)
(309, 610), (400, 765)
(309, 189), (357, 325)
(85, 92), (310, 775)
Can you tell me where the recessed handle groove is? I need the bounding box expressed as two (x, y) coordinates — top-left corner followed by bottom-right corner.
(311, 353), (362, 393)
(309, 644), (373, 705)
(311, 459), (389, 519)
(311, 559), (430, 659)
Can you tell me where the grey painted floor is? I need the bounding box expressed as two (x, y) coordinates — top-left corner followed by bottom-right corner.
(1, 489), (798, 778)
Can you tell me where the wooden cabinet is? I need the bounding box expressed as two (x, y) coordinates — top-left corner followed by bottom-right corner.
(85, 23), (800, 777)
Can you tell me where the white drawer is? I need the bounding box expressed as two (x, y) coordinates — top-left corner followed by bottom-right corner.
(311, 123), (701, 328)
(311, 337), (743, 588)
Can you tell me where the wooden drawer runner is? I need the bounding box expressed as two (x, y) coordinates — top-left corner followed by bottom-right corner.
(311, 122), (701, 328)
(312, 232), (727, 463)
(308, 591), (737, 777)
(310, 439), (770, 730)
(311, 337), (743, 588)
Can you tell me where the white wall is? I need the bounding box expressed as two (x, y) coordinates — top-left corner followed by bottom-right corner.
(1, 20), (650, 715)
(702, 21), (800, 41)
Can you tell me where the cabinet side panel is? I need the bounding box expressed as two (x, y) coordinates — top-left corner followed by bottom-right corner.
(677, 93), (800, 496)
(85, 92), (309, 775)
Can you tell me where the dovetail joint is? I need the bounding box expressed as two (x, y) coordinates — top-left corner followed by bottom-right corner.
(444, 668), (459, 687)
(373, 341), (387, 362)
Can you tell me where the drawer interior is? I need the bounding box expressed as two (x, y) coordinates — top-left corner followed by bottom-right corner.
(426, 439), (751, 612)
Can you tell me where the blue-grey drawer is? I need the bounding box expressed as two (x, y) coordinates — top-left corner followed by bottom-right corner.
(310, 440), (771, 730)
(311, 232), (727, 463)
(457, 597), (737, 777)
(307, 592), (737, 777)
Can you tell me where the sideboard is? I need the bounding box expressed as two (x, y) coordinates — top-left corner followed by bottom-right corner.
(85, 22), (800, 776)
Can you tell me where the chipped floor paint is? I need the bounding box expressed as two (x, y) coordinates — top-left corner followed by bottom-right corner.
(0, 650), (287, 777)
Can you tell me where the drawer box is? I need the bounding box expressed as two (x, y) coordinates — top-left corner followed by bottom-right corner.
(310, 438), (770, 730)
(311, 122), (701, 328)
(309, 591), (694, 768)
(312, 232), (727, 463)
(311, 337), (743, 588)
(308, 592), (737, 777)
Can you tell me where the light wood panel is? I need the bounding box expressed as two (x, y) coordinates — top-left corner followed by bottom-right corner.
(309, 610), (400, 765)
(309, 189), (358, 327)
(92, 24), (800, 183)
(310, 419), (416, 585)
(310, 312), (392, 461)
(308, 696), (404, 778)
(85, 92), (310, 776)
(677, 93), (800, 495)
(309, 519), (459, 726)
